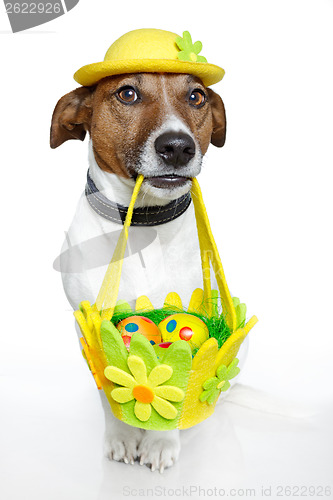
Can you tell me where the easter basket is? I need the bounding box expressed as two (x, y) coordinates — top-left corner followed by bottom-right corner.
(74, 176), (258, 430)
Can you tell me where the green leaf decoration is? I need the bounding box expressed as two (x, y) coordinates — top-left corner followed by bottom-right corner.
(100, 320), (129, 372)
(161, 340), (192, 389)
(176, 31), (207, 63)
(236, 303), (247, 327)
(129, 332), (158, 375)
(232, 297), (240, 308)
(232, 297), (247, 328)
(113, 300), (132, 315)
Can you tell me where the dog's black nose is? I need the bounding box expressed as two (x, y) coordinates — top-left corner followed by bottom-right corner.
(155, 132), (195, 167)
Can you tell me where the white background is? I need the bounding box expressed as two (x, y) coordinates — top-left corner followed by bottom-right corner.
(0, 0), (332, 499)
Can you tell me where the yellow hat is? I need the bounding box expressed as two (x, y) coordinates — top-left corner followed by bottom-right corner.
(74, 29), (225, 87)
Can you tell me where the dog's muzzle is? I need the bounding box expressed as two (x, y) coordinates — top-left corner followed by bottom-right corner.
(155, 132), (195, 167)
(147, 132), (195, 189)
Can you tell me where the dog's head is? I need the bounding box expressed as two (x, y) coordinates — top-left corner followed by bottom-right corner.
(50, 72), (226, 200)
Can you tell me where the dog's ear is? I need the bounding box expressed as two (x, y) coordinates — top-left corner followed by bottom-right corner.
(50, 86), (95, 149)
(207, 88), (226, 147)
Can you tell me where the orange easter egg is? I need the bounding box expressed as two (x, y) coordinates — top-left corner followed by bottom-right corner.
(116, 316), (161, 350)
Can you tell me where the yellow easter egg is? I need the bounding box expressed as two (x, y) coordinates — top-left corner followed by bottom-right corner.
(158, 313), (209, 351)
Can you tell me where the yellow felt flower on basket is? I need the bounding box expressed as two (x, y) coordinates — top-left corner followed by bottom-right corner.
(104, 355), (185, 422)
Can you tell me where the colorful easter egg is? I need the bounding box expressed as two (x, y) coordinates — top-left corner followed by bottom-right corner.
(116, 315), (161, 350)
(158, 313), (209, 351)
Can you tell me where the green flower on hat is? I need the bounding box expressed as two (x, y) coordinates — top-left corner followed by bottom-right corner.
(199, 358), (240, 405)
(176, 31), (207, 63)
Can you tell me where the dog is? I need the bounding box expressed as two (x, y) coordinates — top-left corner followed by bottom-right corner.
(50, 71), (227, 472)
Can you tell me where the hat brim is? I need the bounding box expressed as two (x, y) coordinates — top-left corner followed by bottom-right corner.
(74, 59), (225, 87)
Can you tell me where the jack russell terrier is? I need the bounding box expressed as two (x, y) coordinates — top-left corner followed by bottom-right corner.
(50, 71), (233, 473)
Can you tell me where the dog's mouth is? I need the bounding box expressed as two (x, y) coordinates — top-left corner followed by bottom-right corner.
(145, 174), (191, 189)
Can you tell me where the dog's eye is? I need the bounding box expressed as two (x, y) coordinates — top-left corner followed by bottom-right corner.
(117, 86), (138, 104)
(189, 89), (206, 108)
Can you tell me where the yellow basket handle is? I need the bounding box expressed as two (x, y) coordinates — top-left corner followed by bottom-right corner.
(96, 175), (237, 331)
(191, 179), (237, 331)
(96, 175), (144, 320)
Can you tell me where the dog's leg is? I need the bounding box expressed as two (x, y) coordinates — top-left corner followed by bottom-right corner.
(100, 392), (144, 464)
(137, 429), (180, 473)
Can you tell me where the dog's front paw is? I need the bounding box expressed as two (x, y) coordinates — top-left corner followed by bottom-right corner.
(105, 426), (144, 465)
(138, 430), (180, 473)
